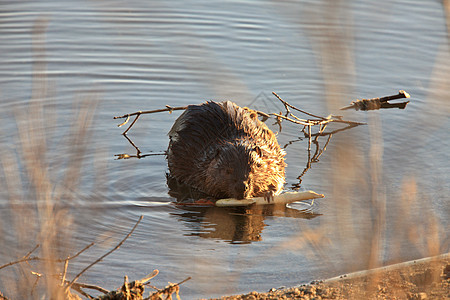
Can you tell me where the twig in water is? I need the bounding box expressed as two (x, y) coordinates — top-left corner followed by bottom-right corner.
(340, 90), (410, 111)
(67, 242), (95, 261)
(271, 93), (365, 127)
(0, 242), (95, 273)
(66, 215), (144, 290)
(272, 92), (327, 120)
(30, 271), (42, 298)
(115, 134), (166, 160)
(70, 284), (94, 299)
(292, 134), (331, 190)
(114, 105), (188, 135)
(271, 92), (365, 151)
(24, 244), (40, 259)
(0, 244), (40, 271)
(68, 281), (110, 295)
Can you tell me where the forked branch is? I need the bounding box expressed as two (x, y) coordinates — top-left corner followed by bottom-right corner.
(271, 92), (366, 150)
(114, 105), (188, 135)
(66, 215), (144, 290)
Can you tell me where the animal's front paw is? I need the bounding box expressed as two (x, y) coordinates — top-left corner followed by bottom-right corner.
(264, 190), (275, 203)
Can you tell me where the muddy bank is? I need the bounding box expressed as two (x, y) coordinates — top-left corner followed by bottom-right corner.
(210, 253), (449, 300)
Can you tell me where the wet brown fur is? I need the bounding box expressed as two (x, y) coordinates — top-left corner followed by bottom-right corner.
(167, 101), (286, 200)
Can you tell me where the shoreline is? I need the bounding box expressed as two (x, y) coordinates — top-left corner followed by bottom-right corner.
(210, 253), (450, 300)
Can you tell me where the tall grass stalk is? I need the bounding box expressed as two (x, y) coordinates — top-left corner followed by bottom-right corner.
(0, 18), (97, 299)
(282, 0), (447, 286)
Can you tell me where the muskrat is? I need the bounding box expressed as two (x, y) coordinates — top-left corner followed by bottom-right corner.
(167, 101), (286, 200)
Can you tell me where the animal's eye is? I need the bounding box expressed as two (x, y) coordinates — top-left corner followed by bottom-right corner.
(256, 163), (262, 168)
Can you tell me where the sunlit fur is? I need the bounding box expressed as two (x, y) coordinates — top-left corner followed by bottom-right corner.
(167, 101), (286, 200)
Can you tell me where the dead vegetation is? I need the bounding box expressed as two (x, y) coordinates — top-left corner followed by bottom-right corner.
(0, 216), (190, 300)
(114, 90), (403, 139)
(0, 18), (190, 300)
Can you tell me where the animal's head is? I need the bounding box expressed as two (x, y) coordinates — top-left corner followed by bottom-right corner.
(205, 141), (285, 199)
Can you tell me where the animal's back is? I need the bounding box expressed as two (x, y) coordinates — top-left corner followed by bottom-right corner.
(167, 101), (285, 200)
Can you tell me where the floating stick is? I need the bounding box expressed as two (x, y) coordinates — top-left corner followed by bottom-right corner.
(340, 90), (410, 111)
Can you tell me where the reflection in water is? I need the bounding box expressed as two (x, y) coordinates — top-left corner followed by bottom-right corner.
(168, 175), (320, 243)
(172, 204), (319, 244)
(166, 173), (212, 201)
(115, 133), (166, 159)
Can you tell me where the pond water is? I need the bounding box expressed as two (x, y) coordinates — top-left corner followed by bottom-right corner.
(0, 0), (449, 298)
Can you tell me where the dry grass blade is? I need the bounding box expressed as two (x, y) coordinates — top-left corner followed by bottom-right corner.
(443, 0), (450, 46)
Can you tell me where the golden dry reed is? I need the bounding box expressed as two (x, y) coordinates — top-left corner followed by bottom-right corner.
(0, 17), (97, 299)
(271, 0), (448, 292)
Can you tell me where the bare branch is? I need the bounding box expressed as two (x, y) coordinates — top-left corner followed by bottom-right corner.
(24, 244), (40, 259)
(66, 215), (144, 289)
(70, 283), (95, 299)
(271, 113), (313, 126)
(69, 281), (109, 294)
(122, 114), (141, 135)
(115, 134), (166, 160)
(0, 242), (94, 272)
(272, 92), (327, 120)
(0, 245), (40, 270)
(114, 105), (188, 134)
(67, 242), (95, 261)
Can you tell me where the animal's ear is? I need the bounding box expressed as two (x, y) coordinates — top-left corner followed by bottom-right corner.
(252, 146), (262, 157)
(249, 111), (258, 120)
